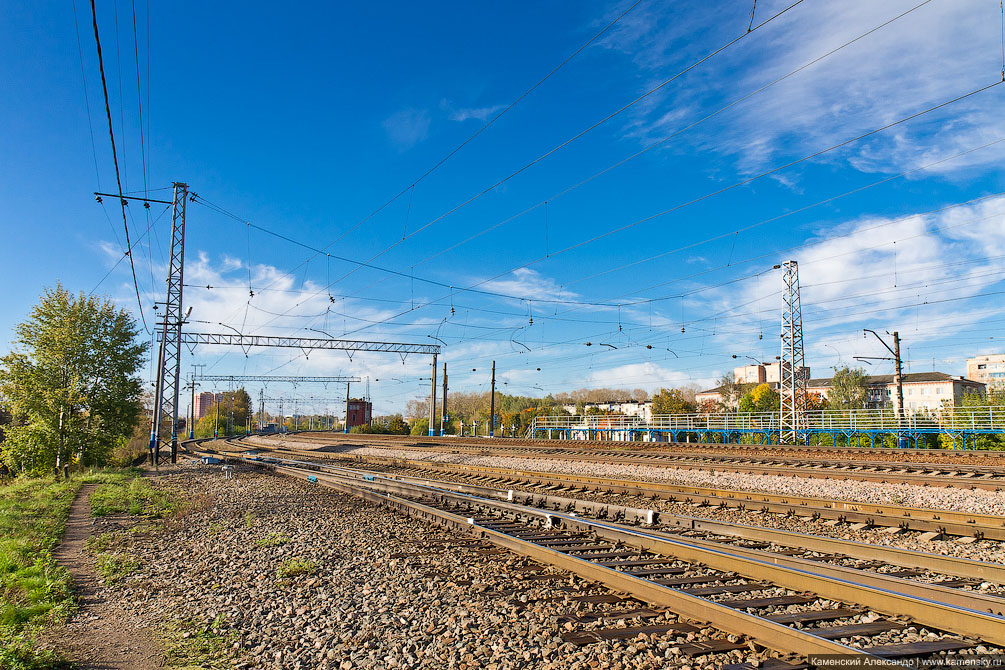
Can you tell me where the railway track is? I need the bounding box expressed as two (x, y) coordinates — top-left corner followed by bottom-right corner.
(229, 438), (1005, 541)
(279, 430), (1005, 464)
(252, 433), (1005, 491)
(195, 442), (1005, 668)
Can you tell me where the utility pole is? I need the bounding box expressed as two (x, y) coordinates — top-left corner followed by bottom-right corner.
(489, 360), (496, 438)
(893, 331), (905, 422)
(344, 381), (350, 433)
(440, 362), (447, 436)
(149, 182), (189, 464)
(189, 363), (204, 439)
(863, 329), (906, 443)
(259, 388), (265, 432)
(214, 391), (220, 439)
(429, 353), (438, 436)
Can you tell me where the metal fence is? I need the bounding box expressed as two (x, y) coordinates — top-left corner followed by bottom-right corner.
(529, 406), (1005, 436)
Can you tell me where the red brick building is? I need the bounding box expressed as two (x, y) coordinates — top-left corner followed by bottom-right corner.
(346, 398), (372, 428)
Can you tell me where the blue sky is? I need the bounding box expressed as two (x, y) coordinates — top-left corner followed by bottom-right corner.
(2, 0), (1005, 416)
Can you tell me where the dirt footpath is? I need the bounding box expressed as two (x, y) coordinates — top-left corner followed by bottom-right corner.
(49, 483), (162, 669)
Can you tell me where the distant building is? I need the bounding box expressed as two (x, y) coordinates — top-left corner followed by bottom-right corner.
(967, 354), (1005, 387)
(733, 362), (810, 385)
(695, 382), (780, 409)
(806, 372), (983, 411)
(346, 398), (372, 428)
(695, 371), (984, 412)
(561, 400), (652, 422)
(193, 391), (216, 420)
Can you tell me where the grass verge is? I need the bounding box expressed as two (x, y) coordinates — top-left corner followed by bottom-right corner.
(254, 532), (289, 548)
(163, 618), (242, 669)
(0, 469), (138, 669)
(276, 557), (316, 581)
(90, 476), (176, 518)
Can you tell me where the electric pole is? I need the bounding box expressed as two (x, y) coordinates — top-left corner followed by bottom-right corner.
(779, 260), (806, 444)
(214, 391), (220, 439)
(149, 182), (189, 464)
(189, 363), (204, 439)
(489, 360), (496, 438)
(440, 362), (447, 436)
(863, 329), (906, 442)
(428, 353), (438, 437)
(344, 381), (350, 434)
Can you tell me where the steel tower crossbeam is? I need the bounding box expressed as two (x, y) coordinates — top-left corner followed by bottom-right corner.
(169, 332), (439, 355)
(260, 397), (344, 403)
(195, 375), (360, 384)
(779, 260), (807, 444)
(150, 182), (189, 465)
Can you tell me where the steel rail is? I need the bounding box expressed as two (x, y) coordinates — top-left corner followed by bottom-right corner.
(253, 453), (1005, 600)
(249, 447), (1005, 584)
(277, 431), (1005, 461)
(238, 442), (1005, 540)
(230, 453), (1005, 649)
(256, 434), (1005, 490)
(256, 460), (893, 662)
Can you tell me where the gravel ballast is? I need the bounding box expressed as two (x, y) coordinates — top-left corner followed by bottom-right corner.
(116, 462), (795, 669)
(309, 444), (1005, 516)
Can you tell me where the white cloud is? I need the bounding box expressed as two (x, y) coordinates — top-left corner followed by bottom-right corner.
(382, 108), (431, 150)
(448, 104), (505, 123)
(605, 0), (1005, 177)
(478, 267), (581, 304)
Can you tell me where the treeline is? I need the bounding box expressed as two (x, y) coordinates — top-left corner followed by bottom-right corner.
(0, 285), (147, 475)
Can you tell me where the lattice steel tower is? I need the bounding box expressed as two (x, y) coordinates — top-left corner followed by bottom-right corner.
(779, 260), (806, 444)
(149, 182), (188, 464)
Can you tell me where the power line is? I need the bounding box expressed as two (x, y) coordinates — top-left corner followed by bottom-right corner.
(70, 0), (102, 191)
(90, 202), (171, 294)
(323, 0), (810, 290)
(322, 0), (647, 251)
(130, 0), (147, 195)
(89, 0), (148, 331)
(317, 81), (1003, 344)
(398, 0), (937, 280)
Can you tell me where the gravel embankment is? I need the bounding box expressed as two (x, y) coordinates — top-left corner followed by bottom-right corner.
(117, 462), (785, 669)
(308, 444), (1005, 516)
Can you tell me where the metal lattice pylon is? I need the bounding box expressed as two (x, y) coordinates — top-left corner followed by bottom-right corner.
(149, 182), (188, 464)
(779, 260), (806, 444)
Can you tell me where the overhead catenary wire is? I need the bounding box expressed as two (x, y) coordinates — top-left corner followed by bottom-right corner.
(88, 0), (148, 331)
(231, 3), (971, 343)
(299, 0), (646, 265)
(70, 0), (102, 192)
(320, 81), (1004, 343)
(192, 0), (934, 337)
(356, 0), (939, 290)
(321, 0), (810, 291)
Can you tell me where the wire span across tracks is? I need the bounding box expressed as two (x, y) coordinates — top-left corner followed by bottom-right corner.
(164, 332), (440, 355)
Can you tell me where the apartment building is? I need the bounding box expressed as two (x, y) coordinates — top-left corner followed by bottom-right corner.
(805, 372), (983, 411)
(192, 391), (218, 420)
(695, 371), (983, 412)
(967, 354), (1005, 387)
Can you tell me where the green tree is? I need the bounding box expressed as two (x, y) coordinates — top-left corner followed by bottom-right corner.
(0, 285), (147, 474)
(193, 389), (252, 437)
(738, 384), (780, 413)
(651, 388), (696, 415)
(829, 366), (868, 409)
(716, 374), (746, 409)
(387, 414), (410, 435)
